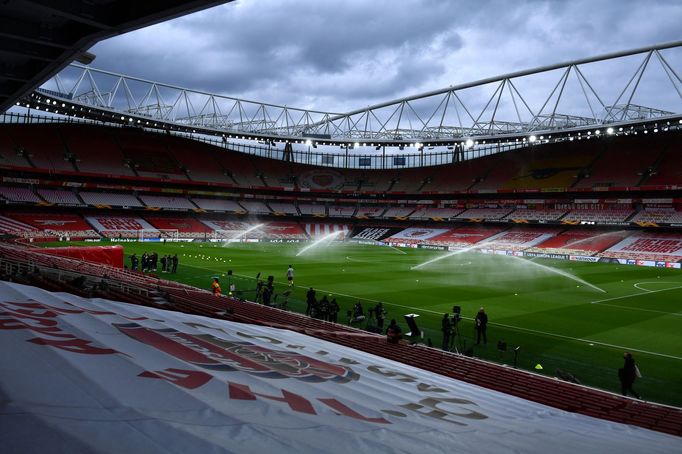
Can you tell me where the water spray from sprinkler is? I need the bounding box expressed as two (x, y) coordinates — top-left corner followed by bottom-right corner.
(296, 230), (343, 256)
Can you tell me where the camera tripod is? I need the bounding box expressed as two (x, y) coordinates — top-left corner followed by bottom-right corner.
(449, 315), (465, 354)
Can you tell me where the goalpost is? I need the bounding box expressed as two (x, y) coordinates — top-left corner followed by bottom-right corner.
(137, 229), (180, 242)
(211, 229), (239, 242)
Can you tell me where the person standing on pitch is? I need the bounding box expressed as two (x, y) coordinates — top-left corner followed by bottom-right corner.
(441, 313), (451, 350)
(286, 265), (294, 286)
(618, 352), (641, 399)
(475, 307), (488, 345)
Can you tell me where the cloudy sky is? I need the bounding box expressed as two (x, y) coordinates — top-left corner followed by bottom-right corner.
(87, 0), (682, 114)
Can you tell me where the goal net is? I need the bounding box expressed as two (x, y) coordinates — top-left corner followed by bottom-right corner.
(137, 229), (179, 242)
(211, 229), (240, 242)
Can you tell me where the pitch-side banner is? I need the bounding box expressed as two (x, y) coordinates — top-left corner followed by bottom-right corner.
(0, 282), (678, 454)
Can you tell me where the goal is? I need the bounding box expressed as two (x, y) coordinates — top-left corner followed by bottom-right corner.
(137, 229), (179, 242)
(211, 229), (239, 242)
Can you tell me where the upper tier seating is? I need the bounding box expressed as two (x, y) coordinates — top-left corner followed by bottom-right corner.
(573, 135), (664, 188)
(139, 195), (197, 210)
(239, 200), (271, 214)
(503, 141), (598, 190)
(79, 191), (143, 207)
(561, 209), (635, 223)
(0, 186), (42, 203)
(214, 152), (263, 188)
(192, 198), (245, 212)
(117, 131), (188, 181)
(59, 125), (134, 176)
(36, 189), (82, 205)
(355, 206), (386, 218)
(298, 204), (326, 216)
(421, 160), (492, 193)
(642, 147), (682, 186)
(6, 124), (74, 172)
(408, 207), (462, 219)
(268, 202), (298, 215)
(328, 205), (356, 218)
(630, 209), (682, 224)
(455, 208), (513, 220)
(0, 129), (31, 168)
(505, 209), (568, 221)
(167, 137), (233, 184)
(382, 207), (415, 218)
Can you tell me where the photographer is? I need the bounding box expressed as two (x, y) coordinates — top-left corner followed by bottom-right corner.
(386, 319), (402, 344)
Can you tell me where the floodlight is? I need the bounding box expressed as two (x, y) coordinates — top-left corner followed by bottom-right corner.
(529, 135), (537, 142)
(594, 129), (600, 135)
(354, 142), (360, 148)
(465, 138), (474, 148)
(305, 139), (312, 146)
(607, 127), (614, 135)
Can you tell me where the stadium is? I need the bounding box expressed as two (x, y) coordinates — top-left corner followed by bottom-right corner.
(1, 1), (681, 452)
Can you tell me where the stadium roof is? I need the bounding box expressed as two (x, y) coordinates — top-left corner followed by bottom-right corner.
(26, 41), (682, 148)
(0, 0), (234, 113)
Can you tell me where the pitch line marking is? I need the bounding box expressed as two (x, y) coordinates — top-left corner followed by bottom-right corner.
(590, 285), (682, 304)
(490, 322), (682, 361)
(230, 273), (682, 360)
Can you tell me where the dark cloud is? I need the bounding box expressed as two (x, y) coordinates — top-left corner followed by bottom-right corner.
(87, 0), (682, 113)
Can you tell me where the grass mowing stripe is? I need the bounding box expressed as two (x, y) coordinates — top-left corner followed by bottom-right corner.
(491, 321), (682, 361)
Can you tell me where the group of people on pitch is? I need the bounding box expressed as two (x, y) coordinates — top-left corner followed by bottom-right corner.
(129, 252), (178, 274)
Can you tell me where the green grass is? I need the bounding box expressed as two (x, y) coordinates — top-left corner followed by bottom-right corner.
(45, 240), (682, 407)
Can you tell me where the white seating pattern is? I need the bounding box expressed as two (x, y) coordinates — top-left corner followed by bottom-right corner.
(192, 198), (244, 212)
(79, 192), (143, 207)
(239, 201), (271, 214)
(382, 207), (415, 218)
(298, 204), (326, 215)
(0, 186), (41, 203)
(328, 206), (356, 217)
(37, 189), (82, 205)
(629, 209), (682, 224)
(505, 209), (568, 221)
(455, 208), (513, 220)
(139, 195), (197, 210)
(268, 202), (298, 214)
(562, 209), (634, 223)
(408, 208), (462, 219)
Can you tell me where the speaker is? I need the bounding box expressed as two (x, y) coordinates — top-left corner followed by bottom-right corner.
(403, 314), (421, 337)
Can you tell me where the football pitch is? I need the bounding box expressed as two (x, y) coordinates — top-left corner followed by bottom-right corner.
(53, 240), (682, 407)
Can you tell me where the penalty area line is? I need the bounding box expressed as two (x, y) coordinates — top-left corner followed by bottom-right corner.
(591, 285), (682, 304)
